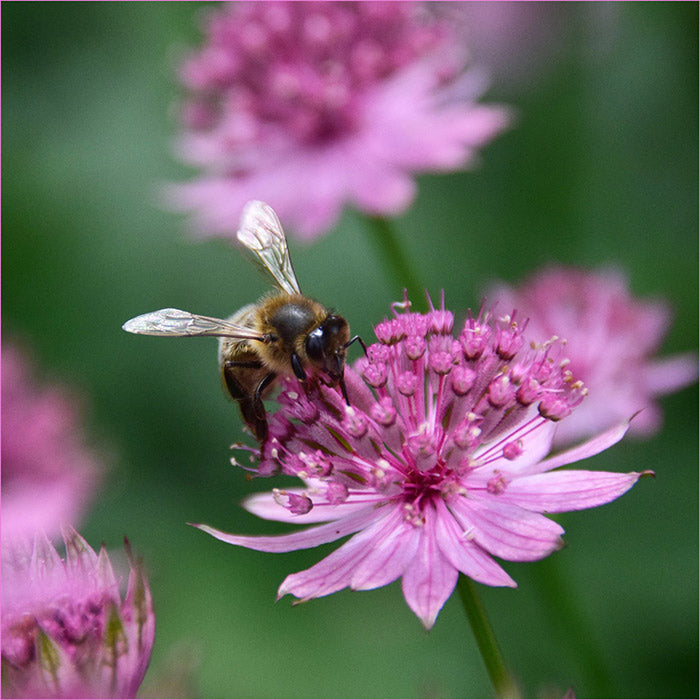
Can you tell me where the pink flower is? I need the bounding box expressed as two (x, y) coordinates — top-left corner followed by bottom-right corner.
(194, 296), (649, 629)
(439, 3), (570, 91)
(1, 528), (155, 698)
(2, 343), (101, 543)
(488, 267), (697, 446)
(167, 2), (510, 240)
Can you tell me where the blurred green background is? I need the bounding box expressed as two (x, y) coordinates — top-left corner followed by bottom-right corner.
(3, 2), (697, 698)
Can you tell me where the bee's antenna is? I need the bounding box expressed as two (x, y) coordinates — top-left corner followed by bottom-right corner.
(344, 335), (367, 355)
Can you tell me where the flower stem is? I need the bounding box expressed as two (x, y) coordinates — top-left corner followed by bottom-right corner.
(362, 215), (426, 307)
(457, 574), (520, 699)
(533, 555), (617, 697)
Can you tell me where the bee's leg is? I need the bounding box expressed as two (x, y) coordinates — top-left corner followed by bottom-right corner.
(222, 360), (270, 442)
(238, 398), (269, 443)
(253, 372), (276, 420)
(242, 372), (275, 443)
(222, 359), (263, 401)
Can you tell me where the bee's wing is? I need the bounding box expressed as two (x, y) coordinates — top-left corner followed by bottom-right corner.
(236, 200), (302, 296)
(122, 308), (264, 340)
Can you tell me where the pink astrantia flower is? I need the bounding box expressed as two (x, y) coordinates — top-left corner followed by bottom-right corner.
(2, 343), (101, 543)
(488, 267), (698, 446)
(1, 528), (155, 699)
(167, 1), (510, 240)
(439, 2), (570, 90)
(195, 296), (650, 629)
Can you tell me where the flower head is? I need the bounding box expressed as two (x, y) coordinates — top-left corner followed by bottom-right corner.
(1, 528), (155, 698)
(488, 266), (698, 446)
(168, 1), (510, 240)
(195, 296), (649, 629)
(2, 343), (101, 543)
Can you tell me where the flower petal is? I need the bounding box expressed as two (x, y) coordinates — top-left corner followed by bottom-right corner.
(401, 506), (459, 629)
(435, 500), (516, 588)
(531, 420), (631, 474)
(278, 505), (401, 600)
(501, 470), (647, 513)
(191, 504), (385, 553)
(350, 507), (421, 591)
(243, 489), (373, 524)
(347, 153), (416, 215)
(450, 495), (564, 562)
(470, 412), (556, 478)
(644, 353), (698, 396)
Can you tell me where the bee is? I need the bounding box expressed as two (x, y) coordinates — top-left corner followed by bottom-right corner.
(122, 200), (363, 442)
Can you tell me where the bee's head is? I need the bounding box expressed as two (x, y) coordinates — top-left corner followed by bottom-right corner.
(305, 314), (351, 399)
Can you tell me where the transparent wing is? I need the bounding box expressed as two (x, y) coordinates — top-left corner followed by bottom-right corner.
(122, 308), (264, 340)
(236, 200), (302, 295)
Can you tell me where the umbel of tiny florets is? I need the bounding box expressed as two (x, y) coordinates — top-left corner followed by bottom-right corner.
(169, 2), (511, 239)
(1, 528), (155, 699)
(254, 296), (587, 484)
(198, 294), (648, 629)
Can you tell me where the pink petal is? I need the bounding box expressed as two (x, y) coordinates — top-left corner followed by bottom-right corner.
(163, 177), (251, 238)
(243, 489), (373, 524)
(350, 507), (422, 590)
(446, 104), (513, 148)
(450, 496), (564, 562)
(469, 412), (556, 479)
(278, 506), (403, 600)
(644, 353), (698, 396)
(266, 149), (351, 236)
(434, 500), (516, 588)
(501, 470), (646, 513)
(401, 506), (459, 629)
(163, 155), (347, 241)
(191, 504), (386, 553)
(531, 420), (631, 474)
(347, 155), (416, 215)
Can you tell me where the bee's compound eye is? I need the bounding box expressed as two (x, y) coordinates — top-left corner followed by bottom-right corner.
(305, 326), (325, 362)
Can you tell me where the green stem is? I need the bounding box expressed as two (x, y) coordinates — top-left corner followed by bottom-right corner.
(533, 555), (617, 697)
(361, 215), (426, 307)
(457, 574), (520, 698)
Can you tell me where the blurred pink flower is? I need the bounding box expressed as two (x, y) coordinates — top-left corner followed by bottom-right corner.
(195, 297), (649, 628)
(1, 528), (155, 699)
(488, 267), (697, 446)
(167, 1), (511, 240)
(440, 2), (571, 91)
(1, 343), (101, 543)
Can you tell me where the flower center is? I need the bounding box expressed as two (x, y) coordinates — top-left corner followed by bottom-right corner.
(402, 466), (442, 505)
(180, 3), (454, 148)
(400, 457), (461, 512)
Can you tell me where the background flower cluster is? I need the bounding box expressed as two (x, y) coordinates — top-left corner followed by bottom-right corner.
(2, 3), (697, 698)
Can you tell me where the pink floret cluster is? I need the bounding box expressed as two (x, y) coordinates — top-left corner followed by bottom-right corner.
(169, 1), (510, 239)
(2, 529), (155, 699)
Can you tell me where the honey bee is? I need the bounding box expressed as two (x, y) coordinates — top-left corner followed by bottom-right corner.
(122, 200), (363, 442)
